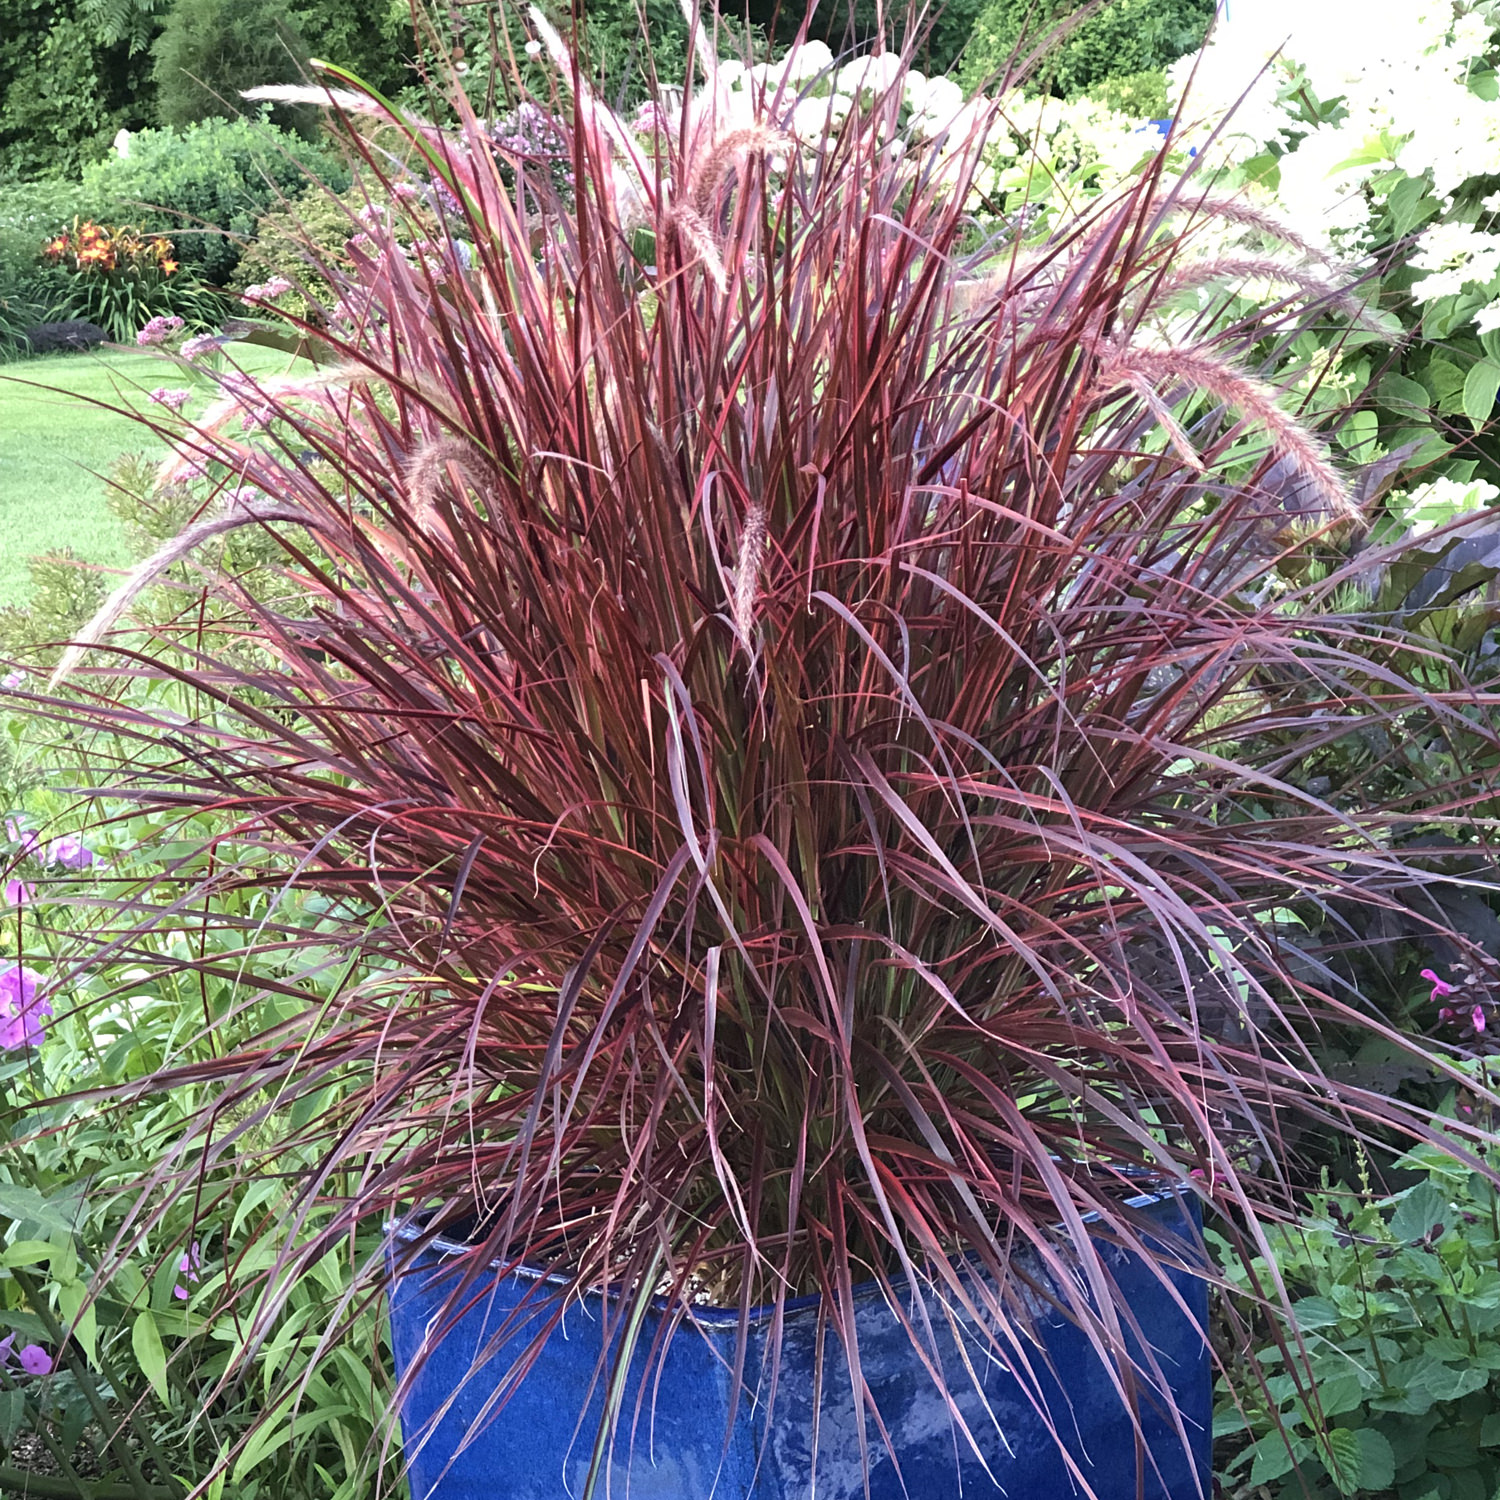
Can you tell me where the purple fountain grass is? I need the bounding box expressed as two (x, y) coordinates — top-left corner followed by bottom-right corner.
(21, 19), (1500, 1496)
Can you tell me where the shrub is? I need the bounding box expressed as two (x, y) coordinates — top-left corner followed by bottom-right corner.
(1215, 1117), (1500, 1499)
(151, 0), (313, 130)
(82, 117), (349, 285)
(29, 35), (1500, 1490)
(960, 0), (1216, 97)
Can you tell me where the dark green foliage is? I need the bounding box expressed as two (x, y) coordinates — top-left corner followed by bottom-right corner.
(287, 0), (412, 100)
(81, 118), (348, 285)
(1215, 1139), (1500, 1499)
(0, 5), (156, 180)
(150, 0), (313, 130)
(960, 0), (1215, 96)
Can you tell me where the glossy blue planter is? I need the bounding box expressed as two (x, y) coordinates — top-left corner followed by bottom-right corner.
(387, 1192), (1209, 1500)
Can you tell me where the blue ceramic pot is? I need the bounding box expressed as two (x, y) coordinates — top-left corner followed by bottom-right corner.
(387, 1191), (1209, 1500)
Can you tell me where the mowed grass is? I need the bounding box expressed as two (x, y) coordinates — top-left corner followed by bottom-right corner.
(0, 344), (307, 605)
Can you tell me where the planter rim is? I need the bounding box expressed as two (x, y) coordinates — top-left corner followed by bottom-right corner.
(387, 1183), (1194, 1331)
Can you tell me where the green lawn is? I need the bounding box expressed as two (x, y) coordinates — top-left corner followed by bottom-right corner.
(0, 344), (307, 605)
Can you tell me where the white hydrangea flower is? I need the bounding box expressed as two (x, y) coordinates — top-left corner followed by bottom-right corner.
(1274, 124), (1380, 245)
(1475, 298), (1500, 333)
(1395, 475), (1500, 535)
(1409, 221), (1500, 303)
(1484, 190), (1500, 213)
(907, 75), (965, 139)
(778, 40), (832, 86)
(835, 52), (903, 97)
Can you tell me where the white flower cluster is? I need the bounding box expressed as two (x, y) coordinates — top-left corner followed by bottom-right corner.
(1389, 474), (1500, 535)
(677, 43), (1154, 213)
(1169, 0), (1500, 326)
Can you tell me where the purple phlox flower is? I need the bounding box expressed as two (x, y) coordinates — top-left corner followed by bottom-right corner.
(0, 670), (23, 692)
(148, 386), (191, 413)
(136, 314), (185, 347)
(1422, 967), (1455, 1001)
(179, 333), (230, 361)
(44, 834), (95, 870)
(0, 964), (50, 1050)
(4, 819), (38, 856)
(173, 1240), (204, 1299)
(3, 878), (33, 905)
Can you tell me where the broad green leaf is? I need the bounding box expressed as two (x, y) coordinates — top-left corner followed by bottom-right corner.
(0, 1183), (82, 1236)
(1479, 1411), (1500, 1446)
(1463, 360), (1500, 427)
(1249, 1430), (1311, 1486)
(132, 1309), (169, 1405)
(1379, 372), (1432, 413)
(1390, 174), (1440, 235)
(1323, 1427), (1395, 1494)
(1391, 1181), (1447, 1243)
(1316, 1371), (1364, 1418)
(0, 1241), (56, 1268)
(1291, 1295), (1343, 1329)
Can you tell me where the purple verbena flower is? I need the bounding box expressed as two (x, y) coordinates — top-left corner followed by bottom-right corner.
(17, 1344), (52, 1376)
(0, 964), (49, 1050)
(3, 879), (32, 905)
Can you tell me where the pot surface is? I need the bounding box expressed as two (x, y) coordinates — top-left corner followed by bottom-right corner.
(387, 1191), (1210, 1500)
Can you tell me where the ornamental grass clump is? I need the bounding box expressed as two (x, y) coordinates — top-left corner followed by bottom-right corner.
(23, 16), (1500, 1490)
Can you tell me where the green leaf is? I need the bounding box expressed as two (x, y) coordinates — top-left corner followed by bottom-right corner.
(1249, 1431), (1312, 1485)
(1391, 1181), (1448, 1243)
(0, 1183), (83, 1236)
(1478, 1412), (1500, 1446)
(1291, 1295), (1343, 1329)
(1463, 360), (1500, 428)
(1390, 174), (1441, 235)
(1379, 372), (1433, 414)
(132, 1309), (169, 1404)
(0, 1389), (24, 1450)
(1317, 1371), (1365, 1418)
(0, 1240), (56, 1268)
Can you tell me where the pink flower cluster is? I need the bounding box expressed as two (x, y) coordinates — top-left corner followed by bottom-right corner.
(0, 963), (48, 1050)
(0, 1334), (51, 1376)
(180, 333), (230, 361)
(149, 387), (191, 413)
(240, 275), (293, 302)
(136, 315), (185, 346)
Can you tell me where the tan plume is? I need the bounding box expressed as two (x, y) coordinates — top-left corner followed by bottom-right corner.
(731, 502), (768, 644)
(687, 126), (792, 220)
(50, 494), (328, 689)
(406, 436), (499, 538)
(666, 204), (729, 291)
(1097, 340), (1356, 521)
(1147, 256), (1382, 330)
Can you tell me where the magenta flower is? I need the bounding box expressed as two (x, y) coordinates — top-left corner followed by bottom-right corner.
(173, 1240), (203, 1299)
(3, 879), (32, 905)
(44, 835), (95, 871)
(0, 964), (49, 1050)
(1474, 1005), (1487, 1035)
(5, 819), (38, 856)
(0, 670), (23, 692)
(136, 314), (184, 346)
(1422, 967), (1454, 1001)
